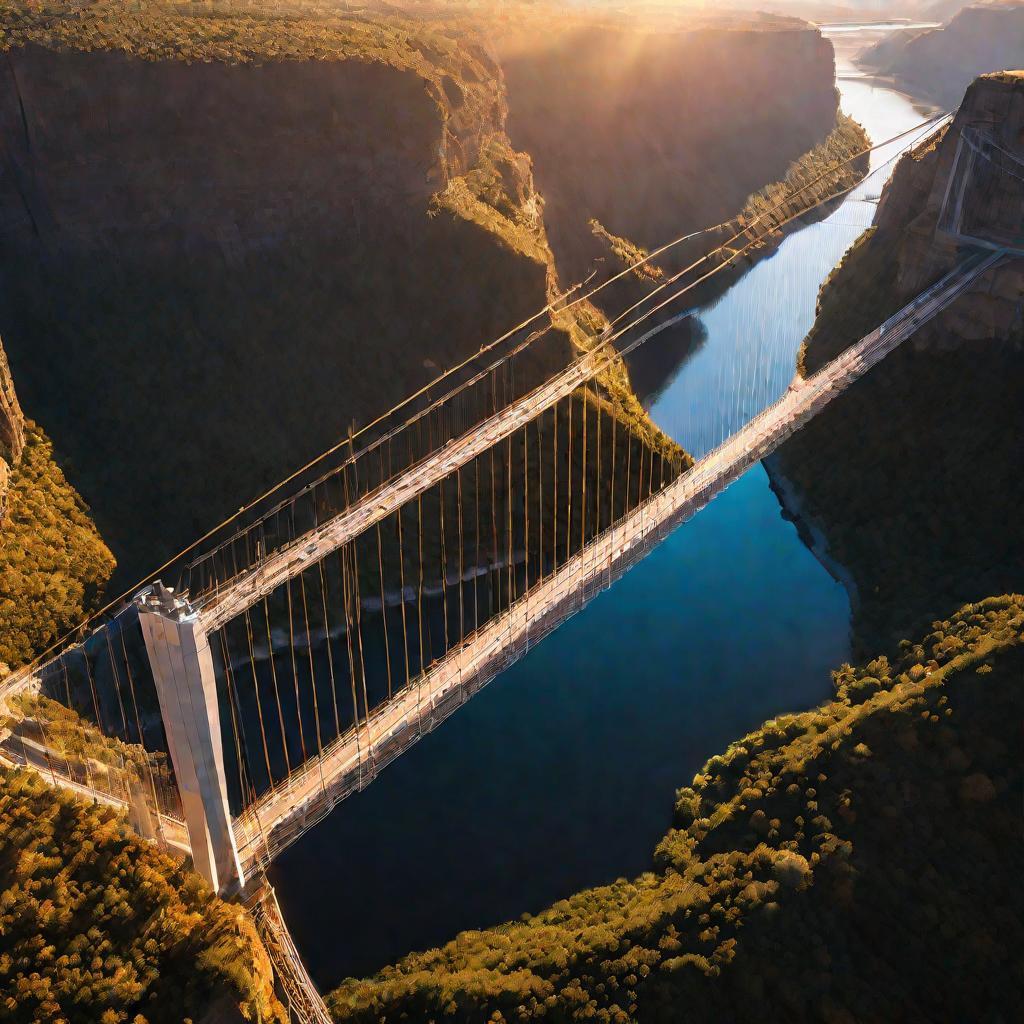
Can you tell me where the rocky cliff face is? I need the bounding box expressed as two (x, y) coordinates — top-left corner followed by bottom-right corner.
(801, 71), (1023, 373)
(859, 1), (1024, 107)
(496, 23), (840, 289)
(0, 339), (24, 517)
(776, 72), (1024, 654)
(0, 3), (562, 581)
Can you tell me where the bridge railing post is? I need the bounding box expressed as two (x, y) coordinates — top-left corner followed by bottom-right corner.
(136, 582), (244, 895)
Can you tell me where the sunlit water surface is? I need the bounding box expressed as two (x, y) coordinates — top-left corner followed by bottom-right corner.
(273, 47), (936, 988)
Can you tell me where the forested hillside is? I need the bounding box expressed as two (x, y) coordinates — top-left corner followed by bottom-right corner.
(0, 767), (286, 1023)
(0, 423), (114, 670)
(328, 595), (1024, 1021)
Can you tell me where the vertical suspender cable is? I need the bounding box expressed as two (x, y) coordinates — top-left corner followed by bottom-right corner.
(490, 441), (499, 614)
(262, 597), (292, 777)
(595, 393), (603, 533)
(222, 637), (252, 817)
(610, 409), (618, 523)
(395, 510), (412, 692)
(349, 542), (372, 742)
(473, 458), (481, 632)
(456, 467), (465, 646)
(523, 424), (530, 592)
(104, 631), (131, 742)
(82, 648), (103, 737)
(317, 558), (343, 739)
(624, 425), (633, 518)
(439, 478), (450, 654)
(375, 522), (394, 702)
(416, 494), (426, 711)
(220, 628), (263, 803)
(243, 610), (276, 789)
(284, 579), (309, 766)
(298, 572), (325, 774)
(566, 394), (574, 565)
(339, 545), (367, 772)
(506, 434), (515, 604)
(61, 659), (93, 790)
(581, 384), (588, 550)
(119, 627), (165, 830)
(553, 399), (559, 570)
(537, 415), (544, 581)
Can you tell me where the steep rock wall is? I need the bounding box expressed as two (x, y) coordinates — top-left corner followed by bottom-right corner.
(776, 72), (1024, 654)
(0, 30), (559, 583)
(0, 339), (24, 517)
(859, 1), (1024, 107)
(496, 25), (840, 289)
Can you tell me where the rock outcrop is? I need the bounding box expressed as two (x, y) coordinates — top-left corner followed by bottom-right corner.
(859, 1), (1024, 107)
(777, 72), (1024, 654)
(801, 70), (1023, 373)
(0, 339), (24, 518)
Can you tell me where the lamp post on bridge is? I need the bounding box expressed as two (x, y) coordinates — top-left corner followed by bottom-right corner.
(136, 582), (245, 894)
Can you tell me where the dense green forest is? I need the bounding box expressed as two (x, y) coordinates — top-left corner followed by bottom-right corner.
(328, 594), (1024, 1021)
(0, 767), (285, 1024)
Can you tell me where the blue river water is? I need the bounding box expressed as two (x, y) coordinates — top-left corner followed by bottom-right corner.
(273, 45), (935, 989)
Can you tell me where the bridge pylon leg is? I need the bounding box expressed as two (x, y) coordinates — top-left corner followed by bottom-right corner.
(137, 582), (244, 894)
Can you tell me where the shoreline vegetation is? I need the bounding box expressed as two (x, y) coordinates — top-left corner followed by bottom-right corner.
(328, 594), (1024, 1022)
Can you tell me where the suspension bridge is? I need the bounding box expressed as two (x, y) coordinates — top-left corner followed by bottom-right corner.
(0, 112), (1018, 1022)
(229, 246), (1004, 878)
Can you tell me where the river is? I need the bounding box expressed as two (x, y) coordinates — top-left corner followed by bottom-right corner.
(272, 31), (939, 990)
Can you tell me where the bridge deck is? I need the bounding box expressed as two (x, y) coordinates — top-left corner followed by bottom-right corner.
(197, 345), (606, 634)
(232, 249), (1004, 875)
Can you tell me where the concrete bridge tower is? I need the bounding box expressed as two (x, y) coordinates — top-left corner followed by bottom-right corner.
(137, 583), (244, 894)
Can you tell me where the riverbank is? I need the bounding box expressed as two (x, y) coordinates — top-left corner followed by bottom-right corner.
(762, 452), (860, 614)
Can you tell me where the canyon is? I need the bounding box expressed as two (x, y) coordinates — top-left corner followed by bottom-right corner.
(0, 1), (854, 589)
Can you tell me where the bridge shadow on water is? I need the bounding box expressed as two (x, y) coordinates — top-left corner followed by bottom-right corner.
(270, 465), (850, 988)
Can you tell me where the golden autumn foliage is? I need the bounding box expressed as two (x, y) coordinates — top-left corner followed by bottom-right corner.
(0, 767), (285, 1024)
(0, 424), (115, 670)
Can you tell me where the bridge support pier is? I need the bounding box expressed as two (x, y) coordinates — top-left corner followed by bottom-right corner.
(137, 583), (244, 894)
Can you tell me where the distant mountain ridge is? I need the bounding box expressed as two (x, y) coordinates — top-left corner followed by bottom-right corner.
(859, 1), (1024, 105)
